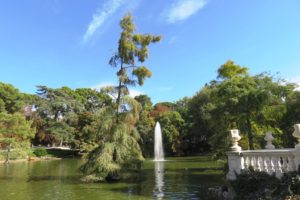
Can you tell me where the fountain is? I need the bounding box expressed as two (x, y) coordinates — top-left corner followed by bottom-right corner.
(154, 122), (164, 161)
(153, 122), (165, 198)
(153, 161), (165, 199)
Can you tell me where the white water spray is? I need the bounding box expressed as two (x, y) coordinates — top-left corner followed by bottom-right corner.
(154, 122), (164, 161)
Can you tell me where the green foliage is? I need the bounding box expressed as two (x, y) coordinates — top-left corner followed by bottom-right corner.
(33, 85), (111, 147)
(2, 51), (300, 176)
(36, 85), (84, 120)
(185, 60), (294, 152)
(134, 94), (153, 111)
(0, 82), (27, 114)
(280, 91), (300, 147)
(132, 66), (152, 85)
(159, 111), (185, 154)
(33, 148), (48, 157)
(73, 111), (98, 151)
(134, 94), (155, 157)
(217, 60), (248, 80)
(80, 99), (144, 180)
(75, 88), (112, 112)
(231, 168), (300, 200)
(0, 112), (35, 147)
(81, 14), (160, 181)
(109, 13), (161, 111)
(0, 112), (35, 161)
(47, 121), (75, 146)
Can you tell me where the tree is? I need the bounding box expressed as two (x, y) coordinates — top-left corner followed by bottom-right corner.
(0, 112), (35, 163)
(280, 90), (300, 147)
(134, 94), (153, 111)
(151, 102), (175, 119)
(0, 82), (26, 113)
(187, 85), (224, 153)
(217, 60), (248, 80)
(47, 121), (75, 146)
(75, 88), (112, 112)
(186, 60), (294, 152)
(80, 14), (161, 181)
(35, 86), (84, 146)
(73, 111), (98, 151)
(108, 14), (160, 118)
(135, 95), (155, 157)
(158, 111), (185, 155)
(215, 71), (292, 149)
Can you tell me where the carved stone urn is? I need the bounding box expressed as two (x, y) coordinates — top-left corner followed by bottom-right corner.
(293, 124), (300, 149)
(230, 129), (242, 152)
(264, 132), (275, 149)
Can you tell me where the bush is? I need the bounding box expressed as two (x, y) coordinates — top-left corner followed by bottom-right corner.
(231, 167), (300, 200)
(46, 149), (79, 158)
(0, 148), (31, 160)
(33, 148), (48, 157)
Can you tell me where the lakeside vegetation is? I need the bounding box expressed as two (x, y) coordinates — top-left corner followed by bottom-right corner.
(1, 14), (300, 192)
(2, 59), (299, 160)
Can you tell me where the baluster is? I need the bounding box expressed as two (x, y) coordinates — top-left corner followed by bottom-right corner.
(270, 156), (276, 174)
(273, 156), (283, 178)
(262, 156), (267, 172)
(257, 156), (263, 171)
(287, 156), (295, 172)
(240, 156), (245, 170)
(264, 156), (271, 173)
(250, 156), (257, 170)
(244, 156), (250, 169)
(281, 156), (288, 173)
(263, 156), (267, 172)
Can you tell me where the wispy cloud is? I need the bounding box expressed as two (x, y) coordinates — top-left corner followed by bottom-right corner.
(83, 0), (126, 43)
(128, 88), (144, 97)
(165, 0), (207, 23)
(46, 0), (61, 15)
(158, 86), (173, 92)
(169, 36), (178, 44)
(91, 81), (114, 90)
(91, 82), (144, 98)
(288, 76), (300, 91)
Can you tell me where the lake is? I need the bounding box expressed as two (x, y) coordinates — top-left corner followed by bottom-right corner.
(0, 156), (225, 200)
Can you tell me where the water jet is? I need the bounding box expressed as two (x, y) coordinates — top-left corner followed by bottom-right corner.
(154, 122), (164, 161)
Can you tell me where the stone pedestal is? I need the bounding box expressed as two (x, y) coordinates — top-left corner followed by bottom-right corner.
(227, 129), (242, 180)
(226, 151), (243, 180)
(264, 132), (275, 149)
(229, 129), (242, 152)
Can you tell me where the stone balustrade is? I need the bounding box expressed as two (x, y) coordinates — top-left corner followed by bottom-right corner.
(226, 124), (300, 180)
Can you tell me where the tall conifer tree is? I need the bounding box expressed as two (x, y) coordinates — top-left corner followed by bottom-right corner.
(80, 14), (161, 181)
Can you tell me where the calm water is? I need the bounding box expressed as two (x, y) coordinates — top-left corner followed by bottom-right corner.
(0, 157), (225, 200)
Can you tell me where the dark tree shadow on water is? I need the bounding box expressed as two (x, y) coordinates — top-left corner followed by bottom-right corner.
(0, 176), (13, 180)
(27, 175), (82, 183)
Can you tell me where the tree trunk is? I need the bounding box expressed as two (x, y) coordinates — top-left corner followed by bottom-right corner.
(116, 61), (124, 123)
(246, 117), (254, 150)
(5, 144), (11, 164)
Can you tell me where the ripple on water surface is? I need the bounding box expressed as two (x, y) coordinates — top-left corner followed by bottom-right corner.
(0, 157), (225, 200)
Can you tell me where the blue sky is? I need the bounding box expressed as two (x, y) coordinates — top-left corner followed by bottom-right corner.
(0, 0), (300, 103)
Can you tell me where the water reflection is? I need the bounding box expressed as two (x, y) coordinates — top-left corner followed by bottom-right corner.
(0, 158), (225, 200)
(153, 161), (165, 199)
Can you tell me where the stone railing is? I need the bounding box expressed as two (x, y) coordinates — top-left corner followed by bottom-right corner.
(226, 124), (300, 180)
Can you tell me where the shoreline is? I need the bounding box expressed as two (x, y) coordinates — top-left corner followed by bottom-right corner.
(0, 156), (62, 164)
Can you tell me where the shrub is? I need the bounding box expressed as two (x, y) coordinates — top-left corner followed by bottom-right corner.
(231, 167), (300, 200)
(33, 148), (48, 157)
